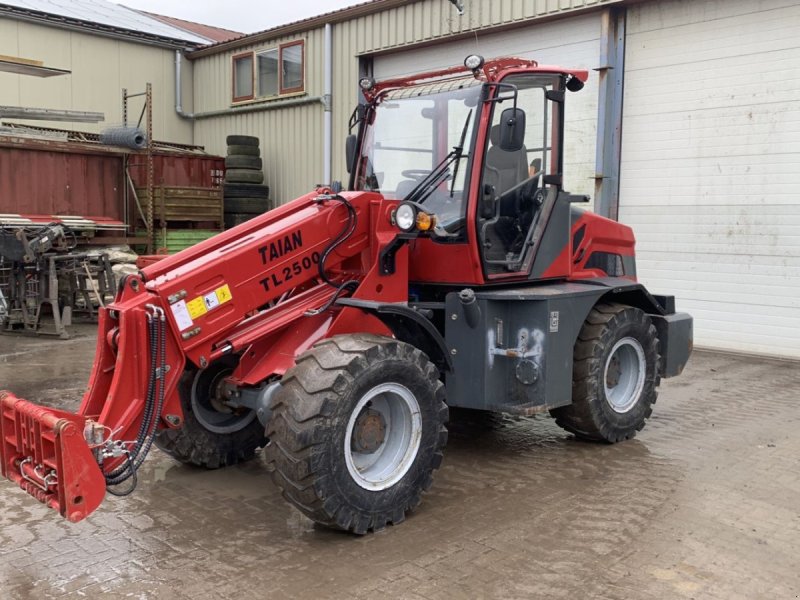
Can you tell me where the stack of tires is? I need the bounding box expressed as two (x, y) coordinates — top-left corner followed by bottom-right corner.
(224, 135), (271, 229)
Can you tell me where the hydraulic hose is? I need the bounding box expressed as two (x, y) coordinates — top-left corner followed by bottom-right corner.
(130, 309), (167, 471)
(306, 194), (360, 316)
(105, 306), (165, 494)
(105, 311), (156, 482)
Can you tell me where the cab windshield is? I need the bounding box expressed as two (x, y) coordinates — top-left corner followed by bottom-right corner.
(356, 78), (481, 234)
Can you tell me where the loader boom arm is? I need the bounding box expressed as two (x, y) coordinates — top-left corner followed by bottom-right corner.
(0, 189), (403, 521)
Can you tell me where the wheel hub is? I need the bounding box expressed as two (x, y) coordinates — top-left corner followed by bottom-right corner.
(210, 378), (233, 414)
(191, 363), (257, 434)
(351, 407), (386, 454)
(603, 337), (646, 414)
(344, 382), (422, 491)
(606, 354), (622, 388)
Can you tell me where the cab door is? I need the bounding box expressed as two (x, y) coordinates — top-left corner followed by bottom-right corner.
(477, 73), (571, 281)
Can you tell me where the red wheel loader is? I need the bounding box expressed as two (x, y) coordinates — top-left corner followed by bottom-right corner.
(0, 56), (692, 534)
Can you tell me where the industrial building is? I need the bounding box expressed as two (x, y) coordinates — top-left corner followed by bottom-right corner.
(1, 0), (798, 358)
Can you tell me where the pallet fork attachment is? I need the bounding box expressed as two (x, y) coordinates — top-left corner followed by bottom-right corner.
(0, 392), (106, 522)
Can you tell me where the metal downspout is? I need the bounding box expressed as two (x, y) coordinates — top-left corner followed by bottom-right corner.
(323, 23), (333, 185)
(594, 7), (626, 220)
(175, 50), (187, 118)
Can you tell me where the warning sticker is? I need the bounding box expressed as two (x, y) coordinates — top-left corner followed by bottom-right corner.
(170, 300), (193, 331)
(182, 284), (232, 325)
(186, 296), (208, 320)
(215, 284), (232, 304)
(203, 291), (220, 311)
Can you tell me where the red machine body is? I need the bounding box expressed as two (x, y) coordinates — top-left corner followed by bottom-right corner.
(0, 57), (681, 527)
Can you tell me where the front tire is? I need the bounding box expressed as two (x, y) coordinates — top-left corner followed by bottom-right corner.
(551, 303), (659, 442)
(265, 334), (448, 534)
(155, 356), (268, 468)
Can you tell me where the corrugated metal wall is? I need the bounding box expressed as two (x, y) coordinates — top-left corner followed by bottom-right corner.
(192, 105), (324, 203)
(339, 0), (610, 54)
(191, 0), (617, 204)
(619, 0), (800, 358)
(0, 18), (194, 143)
(192, 29), (326, 202)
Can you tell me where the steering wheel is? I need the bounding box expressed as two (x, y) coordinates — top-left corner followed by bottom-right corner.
(497, 171), (543, 215)
(401, 169), (431, 180)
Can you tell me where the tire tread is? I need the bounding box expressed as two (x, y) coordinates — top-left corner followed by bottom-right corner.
(552, 303), (660, 443)
(265, 334), (448, 534)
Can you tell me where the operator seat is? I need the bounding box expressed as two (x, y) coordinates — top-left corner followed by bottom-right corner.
(395, 178), (418, 200)
(485, 124), (528, 197)
(483, 124), (529, 258)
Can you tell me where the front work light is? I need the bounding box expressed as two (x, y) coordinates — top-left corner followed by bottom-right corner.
(394, 202), (417, 232)
(359, 77), (376, 91)
(464, 54), (485, 71)
(393, 202), (436, 233)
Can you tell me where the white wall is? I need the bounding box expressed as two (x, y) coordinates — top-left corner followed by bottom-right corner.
(620, 0), (800, 358)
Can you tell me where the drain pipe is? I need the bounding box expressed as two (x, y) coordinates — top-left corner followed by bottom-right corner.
(323, 23), (333, 185)
(175, 50), (190, 118)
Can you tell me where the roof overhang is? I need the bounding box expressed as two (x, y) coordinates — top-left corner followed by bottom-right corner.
(0, 55), (70, 77)
(187, 0), (416, 59)
(0, 4), (204, 50)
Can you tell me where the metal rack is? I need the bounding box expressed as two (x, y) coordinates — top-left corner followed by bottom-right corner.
(122, 83), (155, 253)
(0, 252), (115, 339)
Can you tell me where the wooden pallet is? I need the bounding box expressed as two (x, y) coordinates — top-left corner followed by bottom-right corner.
(135, 186), (224, 229)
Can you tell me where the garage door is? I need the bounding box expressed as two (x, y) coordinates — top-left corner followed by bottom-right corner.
(373, 13), (602, 199)
(620, 0), (800, 358)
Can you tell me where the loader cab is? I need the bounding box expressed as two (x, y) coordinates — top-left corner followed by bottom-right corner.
(350, 57), (585, 286)
(477, 72), (563, 278)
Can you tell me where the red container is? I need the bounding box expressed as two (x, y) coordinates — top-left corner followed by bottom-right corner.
(0, 138), (124, 220)
(0, 134), (223, 225)
(128, 152), (224, 189)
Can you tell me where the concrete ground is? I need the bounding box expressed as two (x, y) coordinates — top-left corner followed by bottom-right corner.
(0, 325), (798, 600)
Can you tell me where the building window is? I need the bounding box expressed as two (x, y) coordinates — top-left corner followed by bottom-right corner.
(235, 40), (304, 103)
(280, 41), (304, 93)
(232, 52), (254, 102)
(257, 49), (279, 97)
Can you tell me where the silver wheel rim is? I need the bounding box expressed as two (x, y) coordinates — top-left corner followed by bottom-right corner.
(604, 337), (646, 414)
(344, 382), (422, 491)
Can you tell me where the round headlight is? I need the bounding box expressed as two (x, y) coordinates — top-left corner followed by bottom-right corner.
(394, 203), (417, 232)
(359, 77), (375, 91)
(464, 54), (485, 71)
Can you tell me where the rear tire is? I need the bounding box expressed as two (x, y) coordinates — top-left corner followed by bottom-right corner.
(223, 183), (269, 199)
(224, 197), (270, 214)
(225, 169), (264, 184)
(265, 334), (448, 534)
(226, 134), (259, 146)
(551, 303), (659, 443)
(225, 155), (262, 169)
(224, 212), (255, 229)
(227, 144), (260, 156)
(155, 357), (268, 468)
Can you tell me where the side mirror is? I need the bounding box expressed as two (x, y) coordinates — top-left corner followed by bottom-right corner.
(498, 107), (526, 152)
(566, 75), (585, 92)
(345, 134), (357, 174)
